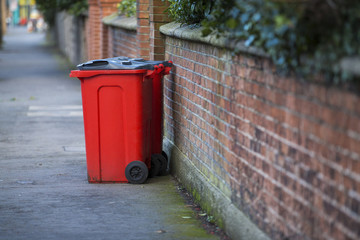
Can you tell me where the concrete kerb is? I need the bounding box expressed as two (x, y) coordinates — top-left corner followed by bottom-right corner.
(163, 138), (270, 240)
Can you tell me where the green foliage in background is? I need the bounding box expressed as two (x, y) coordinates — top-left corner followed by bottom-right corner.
(165, 0), (360, 84)
(58, 0), (88, 16)
(117, 0), (136, 17)
(165, 0), (213, 25)
(36, 0), (88, 26)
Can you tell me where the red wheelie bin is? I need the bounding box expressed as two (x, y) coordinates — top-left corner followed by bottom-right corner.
(70, 57), (172, 184)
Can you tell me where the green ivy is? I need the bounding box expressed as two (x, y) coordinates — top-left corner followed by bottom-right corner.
(117, 0), (136, 17)
(165, 0), (360, 83)
(165, 0), (213, 26)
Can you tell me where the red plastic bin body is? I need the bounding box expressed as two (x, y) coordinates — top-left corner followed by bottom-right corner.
(151, 72), (164, 154)
(70, 70), (153, 183)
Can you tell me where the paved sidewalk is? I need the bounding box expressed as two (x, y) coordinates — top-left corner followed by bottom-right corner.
(0, 27), (219, 240)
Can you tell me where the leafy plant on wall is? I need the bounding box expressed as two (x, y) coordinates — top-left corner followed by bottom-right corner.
(117, 0), (136, 17)
(166, 0), (360, 84)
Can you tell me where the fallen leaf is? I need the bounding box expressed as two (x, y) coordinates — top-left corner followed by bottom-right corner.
(182, 216), (191, 219)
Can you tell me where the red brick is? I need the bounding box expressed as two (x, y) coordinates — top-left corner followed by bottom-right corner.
(150, 14), (169, 22)
(151, 0), (169, 7)
(138, 3), (149, 11)
(151, 6), (168, 14)
(137, 26), (150, 34)
(138, 19), (149, 26)
(137, 11), (149, 19)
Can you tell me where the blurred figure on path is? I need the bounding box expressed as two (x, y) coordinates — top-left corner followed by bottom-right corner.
(27, 7), (40, 32)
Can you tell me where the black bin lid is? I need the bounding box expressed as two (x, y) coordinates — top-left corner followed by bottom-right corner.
(77, 56), (172, 70)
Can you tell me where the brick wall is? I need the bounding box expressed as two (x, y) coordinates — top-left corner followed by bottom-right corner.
(87, 1), (102, 60)
(86, 0), (118, 60)
(162, 35), (360, 240)
(132, 0), (170, 60)
(103, 0), (170, 60)
(108, 26), (138, 58)
(54, 0), (170, 64)
(149, 0), (170, 60)
(136, 0), (150, 59)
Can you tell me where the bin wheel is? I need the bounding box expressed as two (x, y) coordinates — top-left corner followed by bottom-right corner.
(149, 156), (161, 178)
(161, 151), (168, 161)
(125, 161), (148, 184)
(158, 154), (168, 176)
(152, 154), (168, 176)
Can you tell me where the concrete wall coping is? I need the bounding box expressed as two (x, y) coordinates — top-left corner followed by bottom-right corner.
(160, 22), (268, 58)
(102, 13), (137, 31)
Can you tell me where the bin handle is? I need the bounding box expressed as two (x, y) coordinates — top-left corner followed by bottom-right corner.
(145, 65), (160, 78)
(144, 61), (173, 78)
